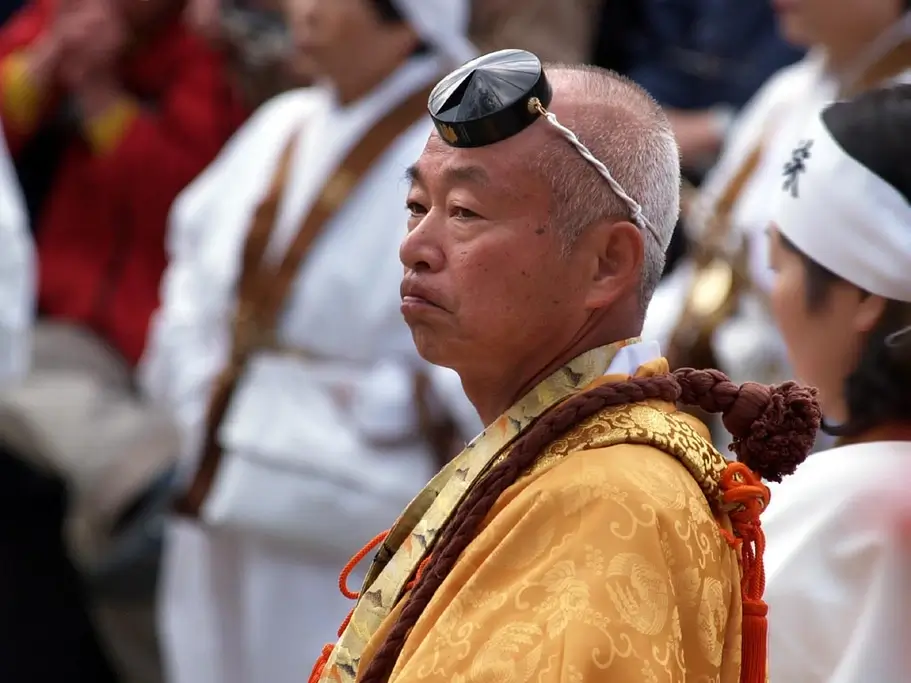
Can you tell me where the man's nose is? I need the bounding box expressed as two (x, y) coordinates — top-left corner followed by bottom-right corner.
(400, 214), (445, 273)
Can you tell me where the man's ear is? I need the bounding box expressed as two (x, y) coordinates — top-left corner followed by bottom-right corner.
(581, 219), (644, 310)
(852, 292), (887, 334)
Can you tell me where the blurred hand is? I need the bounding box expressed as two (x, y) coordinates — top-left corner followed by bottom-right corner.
(666, 109), (726, 170)
(56, 0), (126, 90)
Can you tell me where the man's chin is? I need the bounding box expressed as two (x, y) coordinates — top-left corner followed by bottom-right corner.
(410, 330), (457, 369)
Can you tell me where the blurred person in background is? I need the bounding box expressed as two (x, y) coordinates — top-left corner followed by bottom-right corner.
(184, 0), (306, 108)
(0, 0), (247, 680)
(0, 0), (247, 361)
(763, 86), (911, 682)
(644, 0), (911, 394)
(618, 0), (805, 170)
(1, 73), (110, 683)
(591, 0), (805, 275)
(141, 1), (480, 682)
(469, 0), (602, 63)
(0, 122), (40, 683)
(0, 121), (32, 385)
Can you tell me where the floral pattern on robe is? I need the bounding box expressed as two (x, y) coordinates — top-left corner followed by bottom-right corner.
(320, 350), (744, 683)
(358, 393), (744, 683)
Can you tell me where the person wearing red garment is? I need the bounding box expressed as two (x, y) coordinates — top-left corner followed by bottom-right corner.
(0, 0), (247, 365)
(0, 0), (246, 681)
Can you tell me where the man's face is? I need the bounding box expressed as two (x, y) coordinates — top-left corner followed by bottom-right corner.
(772, 0), (901, 49)
(284, 0), (400, 79)
(399, 132), (597, 378)
(767, 226), (875, 423)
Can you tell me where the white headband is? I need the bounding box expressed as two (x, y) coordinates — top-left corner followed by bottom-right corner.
(771, 112), (911, 302)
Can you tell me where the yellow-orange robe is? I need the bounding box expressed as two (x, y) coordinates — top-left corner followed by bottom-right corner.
(318, 345), (747, 683)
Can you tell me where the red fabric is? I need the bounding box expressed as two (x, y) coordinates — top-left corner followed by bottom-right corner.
(0, 2), (64, 155)
(0, 0), (249, 365)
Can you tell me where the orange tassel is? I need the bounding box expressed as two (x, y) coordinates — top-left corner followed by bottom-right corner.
(719, 462), (771, 683)
(741, 600), (769, 683)
(308, 531), (433, 683)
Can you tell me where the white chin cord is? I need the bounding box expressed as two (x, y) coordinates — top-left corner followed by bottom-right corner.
(529, 97), (666, 250)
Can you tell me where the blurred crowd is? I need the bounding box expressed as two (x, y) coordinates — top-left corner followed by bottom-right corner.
(0, 0), (905, 682)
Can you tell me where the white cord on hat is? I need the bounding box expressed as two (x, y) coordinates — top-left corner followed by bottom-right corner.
(528, 98), (666, 250)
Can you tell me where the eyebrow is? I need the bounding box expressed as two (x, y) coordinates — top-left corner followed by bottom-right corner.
(405, 163), (492, 189)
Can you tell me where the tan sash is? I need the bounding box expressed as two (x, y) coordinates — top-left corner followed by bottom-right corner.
(175, 84), (434, 518)
(667, 40), (911, 370)
(844, 40), (911, 97)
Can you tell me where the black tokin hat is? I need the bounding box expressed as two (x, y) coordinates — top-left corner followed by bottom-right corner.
(428, 49), (552, 148)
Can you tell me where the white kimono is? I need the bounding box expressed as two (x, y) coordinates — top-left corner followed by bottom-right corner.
(140, 54), (481, 683)
(763, 441), (911, 682)
(0, 125), (34, 384)
(643, 54), (911, 385)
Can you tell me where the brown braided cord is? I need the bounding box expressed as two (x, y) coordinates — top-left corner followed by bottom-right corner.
(673, 368), (819, 482)
(358, 368), (820, 683)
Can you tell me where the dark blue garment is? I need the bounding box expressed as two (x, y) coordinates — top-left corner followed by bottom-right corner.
(590, 1), (805, 276)
(624, 0), (805, 110)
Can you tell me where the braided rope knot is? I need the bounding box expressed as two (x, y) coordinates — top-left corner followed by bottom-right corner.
(673, 368), (820, 482)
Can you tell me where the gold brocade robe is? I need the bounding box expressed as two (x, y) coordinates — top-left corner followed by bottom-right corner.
(322, 348), (744, 683)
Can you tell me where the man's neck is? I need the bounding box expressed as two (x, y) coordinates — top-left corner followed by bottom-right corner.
(825, 40), (872, 82)
(464, 331), (636, 426)
(839, 422), (911, 447)
(824, 21), (900, 83)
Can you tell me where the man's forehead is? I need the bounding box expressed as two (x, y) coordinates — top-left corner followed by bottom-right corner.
(410, 127), (544, 182)
(410, 137), (490, 181)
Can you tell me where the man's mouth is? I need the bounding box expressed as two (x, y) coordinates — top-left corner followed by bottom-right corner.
(400, 282), (447, 312)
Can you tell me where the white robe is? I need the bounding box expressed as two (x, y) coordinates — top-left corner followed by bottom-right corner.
(763, 441), (911, 682)
(140, 54), (481, 683)
(0, 125), (34, 384)
(642, 54), (911, 385)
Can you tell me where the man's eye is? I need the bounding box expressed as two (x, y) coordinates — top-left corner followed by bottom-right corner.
(406, 202), (427, 216)
(452, 207), (479, 219)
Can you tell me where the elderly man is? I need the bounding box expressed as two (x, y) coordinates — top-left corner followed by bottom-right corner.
(141, 1), (479, 682)
(308, 50), (822, 683)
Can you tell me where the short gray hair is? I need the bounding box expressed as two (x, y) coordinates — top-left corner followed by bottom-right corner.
(531, 64), (681, 310)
